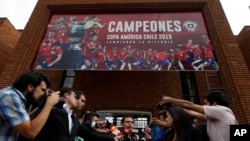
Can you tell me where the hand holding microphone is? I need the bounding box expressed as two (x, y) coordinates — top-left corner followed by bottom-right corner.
(110, 126), (121, 137)
(122, 128), (130, 136)
(120, 128), (131, 141)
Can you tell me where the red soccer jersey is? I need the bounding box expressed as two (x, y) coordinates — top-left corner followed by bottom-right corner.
(203, 39), (213, 50)
(119, 50), (127, 60)
(47, 38), (57, 48)
(154, 52), (161, 61)
(85, 41), (101, 58)
(57, 29), (69, 44)
(145, 50), (155, 60)
(38, 45), (51, 58)
(134, 50), (143, 60)
(96, 50), (107, 63)
(47, 47), (63, 64)
(204, 47), (214, 59)
(160, 51), (167, 60)
(86, 28), (99, 39)
(193, 47), (202, 57)
(107, 50), (118, 60)
(175, 50), (187, 61)
(183, 43), (195, 52)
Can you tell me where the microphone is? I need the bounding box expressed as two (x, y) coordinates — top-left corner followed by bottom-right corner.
(110, 126), (121, 136)
(121, 128), (132, 141)
(122, 128), (130, 136)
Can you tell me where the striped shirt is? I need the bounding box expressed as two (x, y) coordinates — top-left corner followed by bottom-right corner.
(0, 86), (30, 141)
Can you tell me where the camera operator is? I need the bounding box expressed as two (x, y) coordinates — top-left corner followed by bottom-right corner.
(0, 71), (60, 141)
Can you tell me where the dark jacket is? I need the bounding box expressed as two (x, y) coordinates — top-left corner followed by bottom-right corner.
(33, 107), (114, 141)
(164, 127), (204, 141)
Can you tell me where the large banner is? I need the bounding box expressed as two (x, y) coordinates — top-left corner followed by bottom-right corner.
(32, 12), (219, 71)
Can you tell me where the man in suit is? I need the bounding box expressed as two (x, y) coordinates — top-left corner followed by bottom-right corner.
(34, 87), (120, 141)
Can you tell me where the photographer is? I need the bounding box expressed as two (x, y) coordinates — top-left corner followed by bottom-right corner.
(0, 71), (60, 141)
(33, 87), (120, 141)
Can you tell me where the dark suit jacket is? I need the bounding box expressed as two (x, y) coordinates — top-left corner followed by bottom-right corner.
(34, 107), (114, 141)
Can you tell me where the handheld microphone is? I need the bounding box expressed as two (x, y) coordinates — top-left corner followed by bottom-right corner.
(110, 126), (121, 136)
(121, 128), (132, 141)
(122, 128), (130, 136)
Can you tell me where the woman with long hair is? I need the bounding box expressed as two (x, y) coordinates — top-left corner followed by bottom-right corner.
(164, 106), (203, 141)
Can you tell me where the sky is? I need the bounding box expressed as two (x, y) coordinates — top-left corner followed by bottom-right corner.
(0, 0), (249, 35)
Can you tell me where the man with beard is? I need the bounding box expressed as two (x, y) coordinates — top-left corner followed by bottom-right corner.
(0, 71), (60, 141)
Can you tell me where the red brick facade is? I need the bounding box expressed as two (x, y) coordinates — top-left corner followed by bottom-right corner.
(0, 0), (250, 124)
(237, 26), (250, 71)
(0, 18), (20, 74)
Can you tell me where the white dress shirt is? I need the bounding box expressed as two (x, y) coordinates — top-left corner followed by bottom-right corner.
(63, 104), (73, 134)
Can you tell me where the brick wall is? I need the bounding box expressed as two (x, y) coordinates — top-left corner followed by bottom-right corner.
(73, 71), (182, 116)
(237, 26), (250, 71)
(0, 18), (20, 74)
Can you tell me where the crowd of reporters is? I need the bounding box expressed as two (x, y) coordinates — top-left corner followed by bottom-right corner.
(0, 71), (237, 141)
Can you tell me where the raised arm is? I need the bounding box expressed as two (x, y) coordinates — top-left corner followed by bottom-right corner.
(183, 109), (206, 122)
(13, 92), (60, 139)
(78, 124), (121, 141)
(159, 96), (205, 114)
(150, 118), (168, 127)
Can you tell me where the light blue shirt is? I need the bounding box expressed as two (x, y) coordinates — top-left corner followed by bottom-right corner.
(0, 86), (30, 141)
